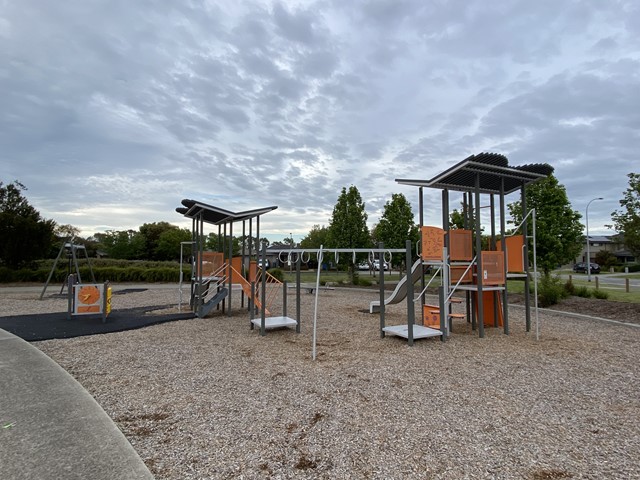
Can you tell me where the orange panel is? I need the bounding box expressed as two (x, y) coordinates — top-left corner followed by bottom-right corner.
(231, 256), (244, 283)
(248, 261), (258, 283)
(198, 252), (224, 277)
(474, 291), (503, 327)
(450, 265), (473, 284)
(422, 305), (441, 328)
(421, 226), (444, 261)
(497, 235), (525, 273)
(449, 230), (473, 261)
(480, 251), (505, 285)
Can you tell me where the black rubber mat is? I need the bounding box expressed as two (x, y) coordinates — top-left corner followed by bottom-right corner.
(0, 305), (195, 342)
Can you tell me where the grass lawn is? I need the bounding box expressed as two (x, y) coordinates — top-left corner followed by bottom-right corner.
(280, 269), (640, 304)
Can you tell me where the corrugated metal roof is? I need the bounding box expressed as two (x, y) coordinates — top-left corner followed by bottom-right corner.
(396, 152), (553, 194)
(176, 199), (277, 225)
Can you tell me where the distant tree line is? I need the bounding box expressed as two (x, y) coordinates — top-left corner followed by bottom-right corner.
(2, 173), (639, 277)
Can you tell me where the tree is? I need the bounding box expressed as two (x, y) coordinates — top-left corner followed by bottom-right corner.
(300, 225), (329, 249)
(155, 228), (192, 261)
(0, 180), (56, 267)
(372, 193), (418, 266)
(99, 230), (145, 259)
(327, 186), (371, 250)
(206, 233), (245, 256)
(139, 222), (180, 260)
(327, 186), (371, 282)
(610, 172), (640, 258)
(595, 250), (617, 270)
(508, 173), (583, 275)
(55, 224), (81, 239)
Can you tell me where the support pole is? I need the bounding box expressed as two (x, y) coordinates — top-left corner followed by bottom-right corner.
(490, 194), (498, 328)
(260, 242), (267, 336)
(475, 174), (485, 338)
(283, 281), (287, 318)
(249, 281), (255, 329)
(378, 242), (385, 338)
(405, 240), (415, 346)
(227, 221), (233, 316)
(522, 182), (531, 332)
(500, 178), (509, 335)
(296, 253), (301, 333)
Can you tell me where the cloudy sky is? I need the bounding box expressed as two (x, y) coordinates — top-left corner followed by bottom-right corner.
(2, 1), (638, 241)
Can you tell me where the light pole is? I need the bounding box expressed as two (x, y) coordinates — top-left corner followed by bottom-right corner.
(585, 197), (603, 282)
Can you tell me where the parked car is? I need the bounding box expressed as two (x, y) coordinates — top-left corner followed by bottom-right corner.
(357, 261), (370, 271)
(573, 262), (600, 274)
(257, 259), (270, 269)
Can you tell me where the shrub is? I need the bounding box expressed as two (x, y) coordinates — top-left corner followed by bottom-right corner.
(358, 277), (372, 287)
(537, 274), (565, 308)
(574, 286), (591, 298)
(591, 289), (609, 299)
(563, 279), (576, 296)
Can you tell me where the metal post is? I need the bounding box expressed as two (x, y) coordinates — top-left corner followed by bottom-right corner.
(405, 240), (414, 346)
(379, 242), (385, 338)
(521, 182), (531, 332)
(249, 281), (255, 329)
(296, 253), (301, 333)
(490, 194), (498, 328)
(500, 178), (509, 335)
(475, 174), (485, 338)
(283, 281), (287, 318)
(241, 220), (246, 308)
(441, 245), (449, 340)
(532, 210), (539, 341)
(419, 188), (425, 314)
(227, 222), (233, 316)
(260, 242), (267, 336)
(438, 286), (446, 341)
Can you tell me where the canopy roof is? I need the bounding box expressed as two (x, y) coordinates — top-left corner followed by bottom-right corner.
(176, 199), (277, 226)
(396, 152), (553, 195)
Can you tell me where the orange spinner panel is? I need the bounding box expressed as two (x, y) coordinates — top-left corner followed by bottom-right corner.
(421, 226), (445, 261)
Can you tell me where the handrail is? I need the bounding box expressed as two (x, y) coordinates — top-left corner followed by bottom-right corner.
(414, 265), (442, 302)
(445, 255), (477, 303)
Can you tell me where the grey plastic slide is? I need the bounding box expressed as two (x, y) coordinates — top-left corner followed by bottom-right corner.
(369, 258), (424, 313)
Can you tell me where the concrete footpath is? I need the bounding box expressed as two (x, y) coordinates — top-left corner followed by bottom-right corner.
(0, 328), (153, 480)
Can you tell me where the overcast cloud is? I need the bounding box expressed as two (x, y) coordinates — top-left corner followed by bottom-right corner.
(2, 0), (638, 240)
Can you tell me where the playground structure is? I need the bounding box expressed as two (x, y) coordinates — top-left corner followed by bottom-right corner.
(40, 238), (96, 299)
(66, 274), (111, 323)
(396, 152), (551, 338)
(175, 152), (551, 348)
(175, 199), (300, 335)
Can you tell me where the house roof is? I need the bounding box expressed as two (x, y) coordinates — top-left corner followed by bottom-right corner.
(176, 199), (277, 225)
(396, 152), (553, 195)
(588, 236), (612, 243)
